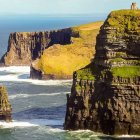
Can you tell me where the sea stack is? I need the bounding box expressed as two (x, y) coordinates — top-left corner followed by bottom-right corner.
(0, 86), (12, 122)
(64, 10), (140, 135)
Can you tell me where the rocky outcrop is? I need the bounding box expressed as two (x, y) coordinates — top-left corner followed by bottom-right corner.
(0, 21), (102, 80)
(29, 22), (103, 80)
(1, 28), (73, 66)
(30, 64), (42, 80)
(64, 10), (140, 135)
(1, 21), (103, 80)
(0, 86), (12, 122)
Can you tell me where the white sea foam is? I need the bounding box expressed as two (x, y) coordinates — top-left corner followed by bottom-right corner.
(0, 119), (64, 128)
(9, 92), (70, 99)
(0, 66), (72, 85)
(0, 66), (30, 73)
(0, 120), (37, 128)
(117, 135), (140, 138)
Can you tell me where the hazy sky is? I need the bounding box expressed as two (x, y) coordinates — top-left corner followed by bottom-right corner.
(0, 0), (140, 15)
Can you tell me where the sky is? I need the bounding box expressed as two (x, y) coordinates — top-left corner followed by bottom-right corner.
(0, 0), (140, 15)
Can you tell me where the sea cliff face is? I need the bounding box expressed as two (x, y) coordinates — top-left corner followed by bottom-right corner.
(0, 22), (103, 79)
(64, 10), (140, 135)
(1, 28), (73, 66)
(30, 22), (103, 79)
(0, 86), (12, 122)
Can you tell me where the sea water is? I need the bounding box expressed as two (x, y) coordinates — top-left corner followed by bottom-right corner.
(0, 16), (139, 140)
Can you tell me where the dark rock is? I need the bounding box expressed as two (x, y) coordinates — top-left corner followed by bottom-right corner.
(0, 86), (12, 122)
(30, 65), (42, 80)
(64, 10), (140, 135)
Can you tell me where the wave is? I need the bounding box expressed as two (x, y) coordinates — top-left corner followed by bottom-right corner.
(0, 66), (72, 86)
(67, 130), (140, 139)
(9, 92), (70, 99)
(0, 66), (30, 73)
(0, 120), (139, 138)
(0, 119), (64, 128)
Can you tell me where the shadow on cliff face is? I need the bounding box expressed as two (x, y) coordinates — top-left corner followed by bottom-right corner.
(31, 28), (78, 60)
(0, 27), (80, 65)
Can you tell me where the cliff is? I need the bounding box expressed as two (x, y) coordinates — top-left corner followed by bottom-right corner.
(64, 10), (140, 135)
(30, 22), (103, 79)
(1, 28), (73, 66)
(0, 21), (103, 79)
(0, 86), (12, 122)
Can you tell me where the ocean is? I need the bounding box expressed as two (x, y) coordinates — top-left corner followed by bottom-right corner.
(0, 15), (139, 140)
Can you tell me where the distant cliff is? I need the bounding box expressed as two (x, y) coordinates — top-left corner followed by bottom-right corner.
(1, 28), (73, 66)
(64, 10), (140, 135)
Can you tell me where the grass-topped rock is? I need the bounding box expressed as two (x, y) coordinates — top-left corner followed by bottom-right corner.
(64, 9), (140, 135)
(31, 21), (103, 79)
(106, 10), (140, 32)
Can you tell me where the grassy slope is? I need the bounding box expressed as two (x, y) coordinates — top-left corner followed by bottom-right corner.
(108, 10), (140, 78)
(35, 21), (103, 77)
(106, 10), (140, 33)
(111, 66), (140, 78)
(76, 10), (140, 79)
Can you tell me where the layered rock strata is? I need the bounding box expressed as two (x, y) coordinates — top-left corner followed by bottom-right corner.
(1, 28), (73, 66)
(64, 10), (140, 135)
(0, 86), (12, 122)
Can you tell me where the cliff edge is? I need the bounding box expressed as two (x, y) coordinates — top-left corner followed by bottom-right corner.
(0, 22), (103, 79)
(1, 28), (72, 66)
(64, 10), (140, 135)
(31, 22), (103, 79)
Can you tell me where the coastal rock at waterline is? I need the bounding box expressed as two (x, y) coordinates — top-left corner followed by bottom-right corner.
(64, 10), (140, 135)
(0, 86), (12, 122)
(30, 63), (72, 80)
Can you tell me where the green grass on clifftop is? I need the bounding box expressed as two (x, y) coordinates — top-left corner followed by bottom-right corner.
(35, 21), (103, 77)
(106, 10), (140, 33)
(76, 63), (95, 80)
(111, 66), (140, 78)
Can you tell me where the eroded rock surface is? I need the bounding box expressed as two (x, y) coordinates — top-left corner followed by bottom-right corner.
(64, 10), (140, 135)
(0, 86), (12, 122)
(1, 28), (73, 66)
